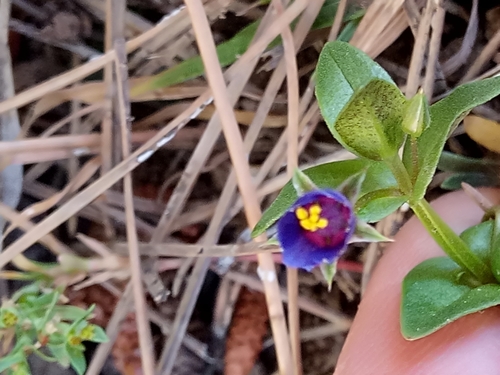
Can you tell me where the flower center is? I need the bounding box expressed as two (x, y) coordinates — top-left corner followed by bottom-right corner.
(295, 204), (329, 232)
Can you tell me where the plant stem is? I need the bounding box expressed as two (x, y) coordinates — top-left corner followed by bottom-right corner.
(411, 199), (495, 284)
(410, 136), (419, 183)
(386, 154), (413, 196)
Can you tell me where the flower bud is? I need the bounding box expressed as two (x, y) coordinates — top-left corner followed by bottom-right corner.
(402, 89), (430, 137)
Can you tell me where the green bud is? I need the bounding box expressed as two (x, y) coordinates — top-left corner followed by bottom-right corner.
(402, 89), (430, 137)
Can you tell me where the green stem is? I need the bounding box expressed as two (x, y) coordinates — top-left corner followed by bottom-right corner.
(411, 199), (494, 284)
(386, 154), (413, 196)
(410, 136), (419, 184)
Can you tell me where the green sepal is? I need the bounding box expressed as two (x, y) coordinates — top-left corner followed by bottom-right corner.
(349, 220), (393, 244)
(337, 169), (367, 204)
(292, 168), (318, 195)
(320, 262), (337, 292)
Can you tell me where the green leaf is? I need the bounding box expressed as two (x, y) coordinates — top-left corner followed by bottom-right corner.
(401, 220), (497, 340)
(355, 188), (407, 223)
(67, 345), (86, 375)
(438, 151), (500, 174)
(331, 79), (407, 160)
(0, 352), (24, 373)
(401, 256), (500, 340)
(312, 0), (362, 29)
(53, 305), (89, 322)
(133, 21), (260, 93)
(87, 325), (108, 343)
(490, 214), (500, 283)
(440, 172), (498, 191)
(252, 159), (398, 237)
(407, 75), (500, 201)
(316, 41), (394, 134)
(48, 344), (70, 368)
(460, 221), (492, 262)
(134, 1), (363, 94)
(252, 159), (368, 237)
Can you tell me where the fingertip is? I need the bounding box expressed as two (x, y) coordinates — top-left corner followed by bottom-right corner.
(335, 189), (500, 375)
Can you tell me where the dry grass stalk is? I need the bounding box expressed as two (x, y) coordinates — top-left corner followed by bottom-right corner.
(423, 0), (445, 97)
(274, 0), (302, 369)
(405, 0), (436, 97)
(178, 0), (304, 373)
(114, 39), (156, 375)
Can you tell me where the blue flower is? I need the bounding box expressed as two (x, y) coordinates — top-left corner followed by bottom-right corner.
(277, 189), (356, 271)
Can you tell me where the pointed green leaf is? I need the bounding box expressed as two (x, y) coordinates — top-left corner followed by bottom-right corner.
(438, 151), (500, 174)
(53, 305), (90, 321)
(0, 352), (24, 373)
(440, 172), (498, 191)
(331, 79), (407, 160)
(406, 75), (500, 200)
(87, 325), (108, 343)
(316, 41), (394, 133)
(48, 344), (70, 368)
(67, 345), (86, 375)
(134, 1), (363, 94)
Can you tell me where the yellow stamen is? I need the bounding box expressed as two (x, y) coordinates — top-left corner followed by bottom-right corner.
(295, 207), (308, 220)
(294, 203), (329, 232)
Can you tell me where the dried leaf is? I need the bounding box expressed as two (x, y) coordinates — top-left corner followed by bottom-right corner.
(464, 115), (500, 153)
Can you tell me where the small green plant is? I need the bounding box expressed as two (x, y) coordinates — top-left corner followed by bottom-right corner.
(0, 282), (108, 375)
(252, 41), (500, 340)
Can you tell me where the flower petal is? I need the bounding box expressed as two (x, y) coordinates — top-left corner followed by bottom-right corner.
(277, 189), (356, 271)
